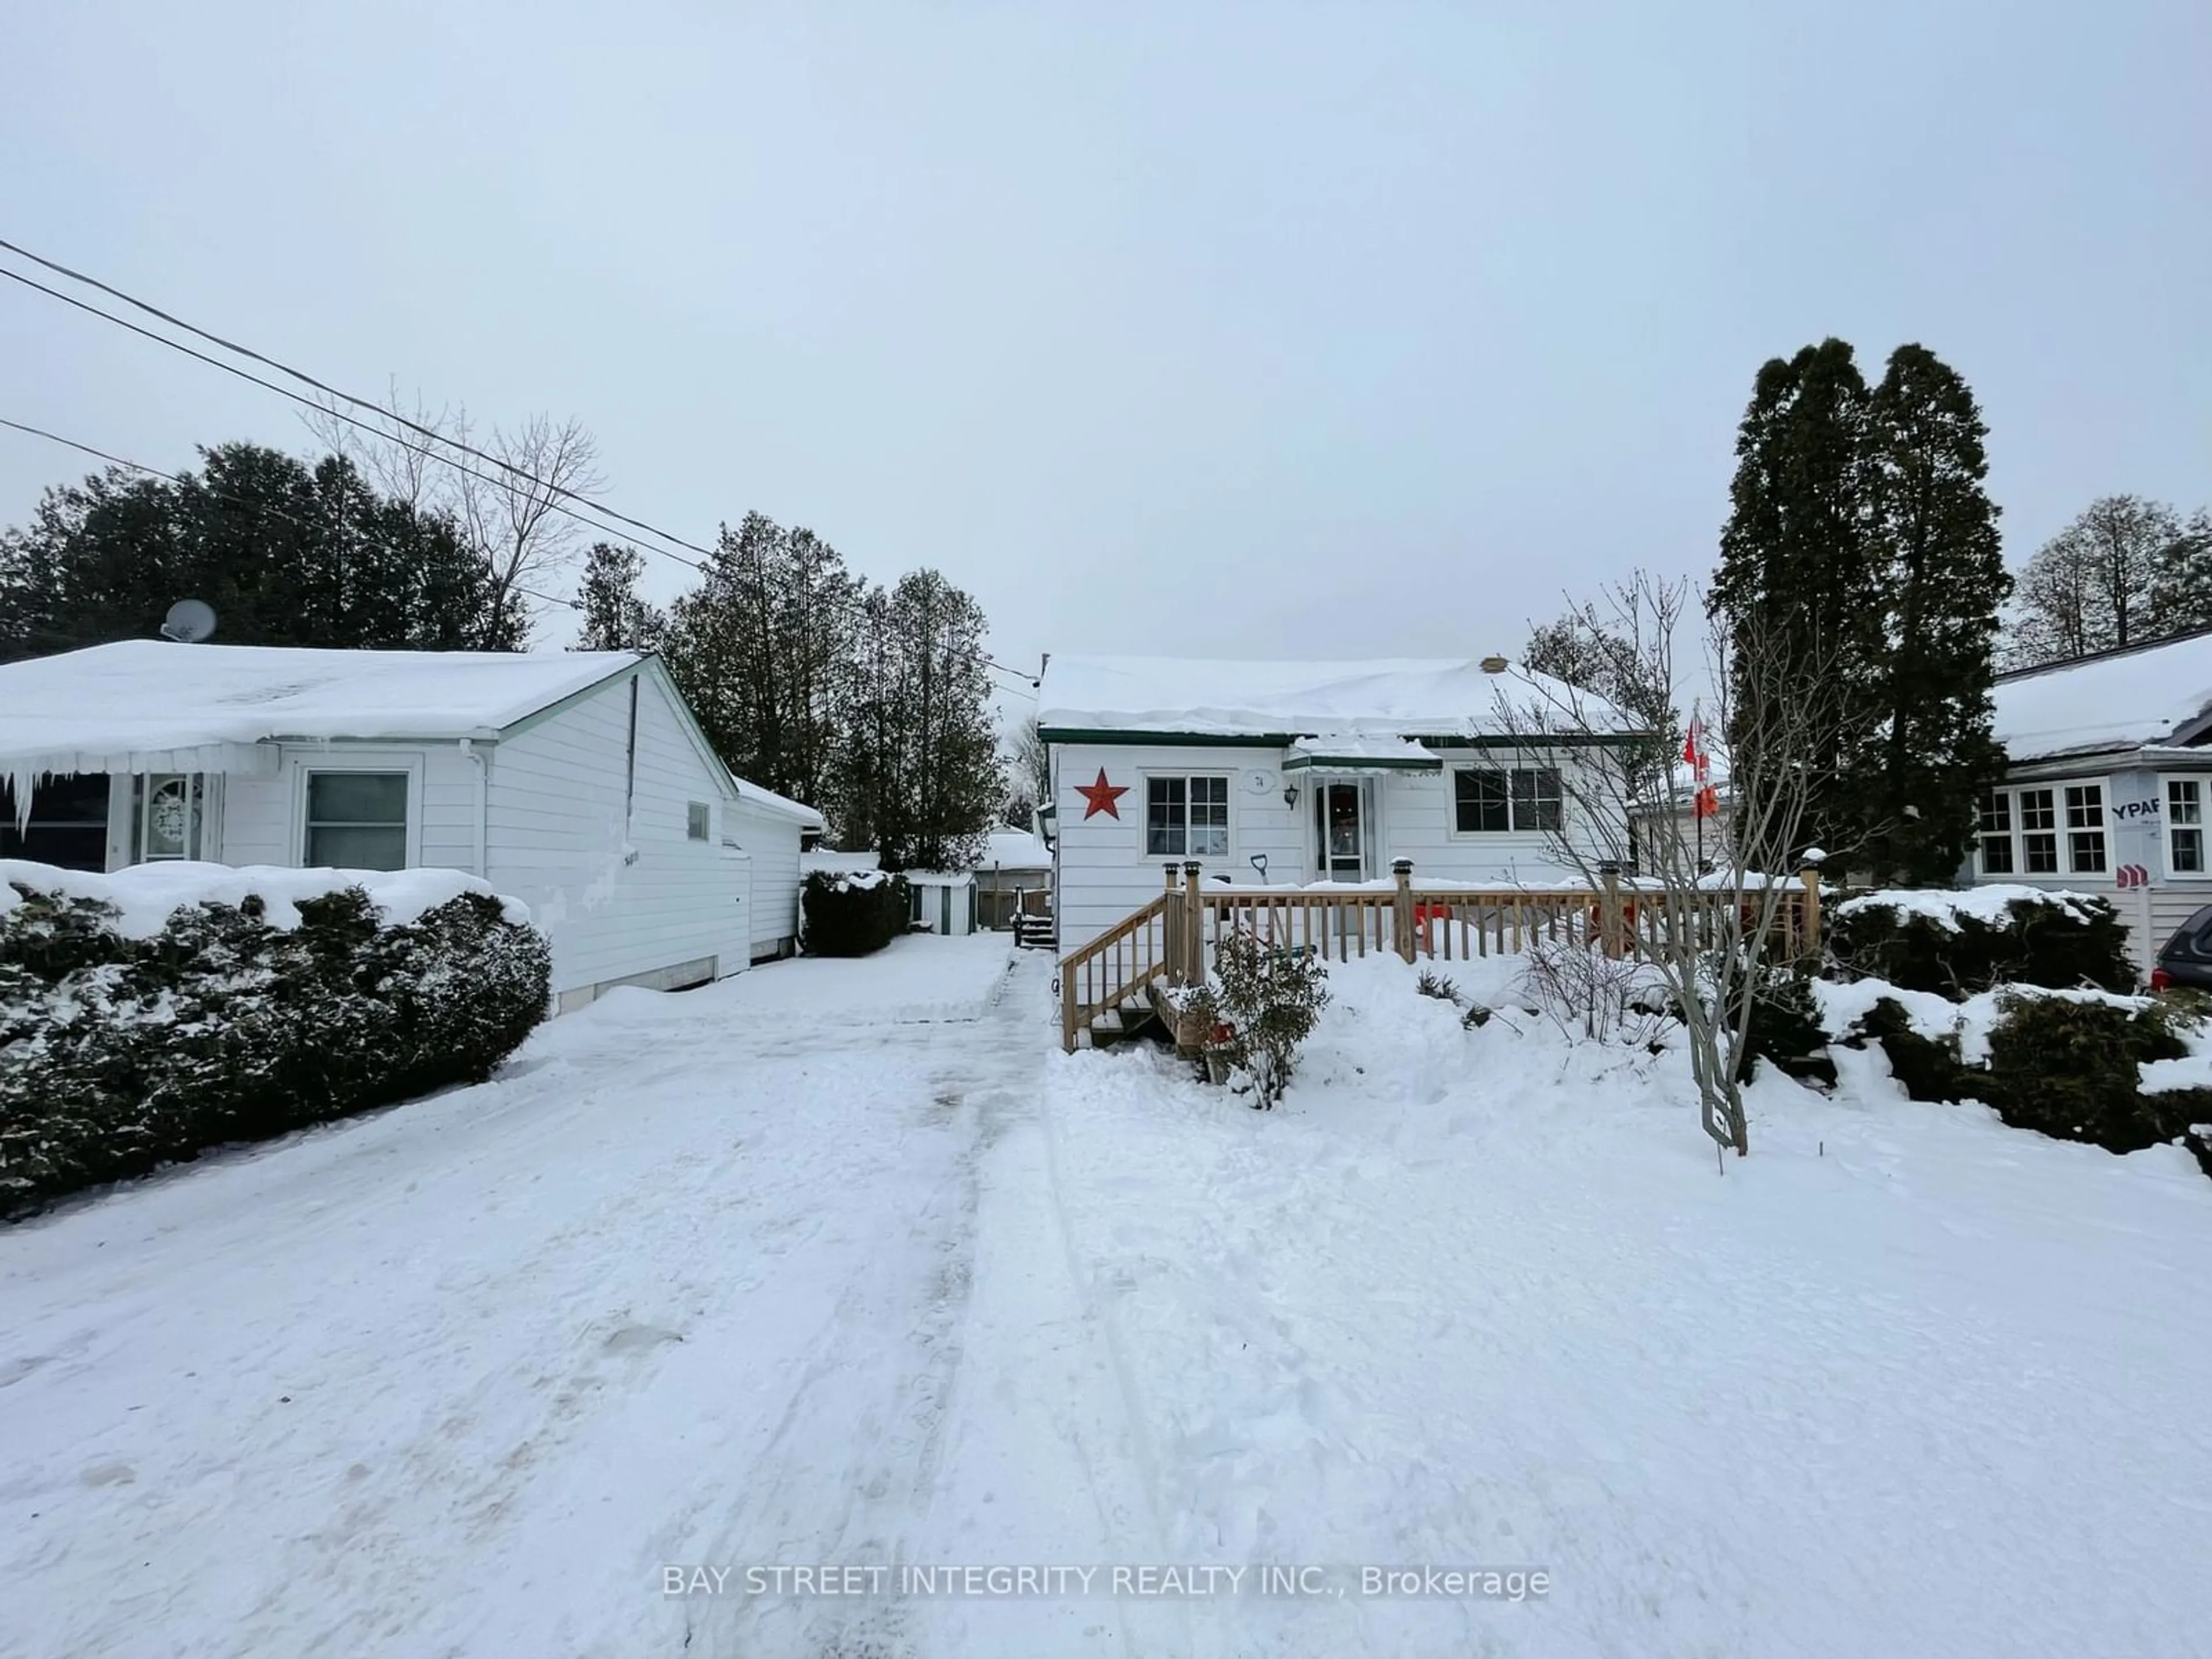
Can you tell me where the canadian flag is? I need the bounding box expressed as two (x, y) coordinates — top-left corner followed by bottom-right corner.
(1685, 712), (1718, 819)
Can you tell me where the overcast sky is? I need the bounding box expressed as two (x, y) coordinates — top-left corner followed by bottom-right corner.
(3, 1), (2206, 704)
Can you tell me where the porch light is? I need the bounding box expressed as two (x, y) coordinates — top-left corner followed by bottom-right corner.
(1282, 782), (1298, 807)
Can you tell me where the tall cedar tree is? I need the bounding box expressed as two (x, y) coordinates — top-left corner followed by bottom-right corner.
(0, 443), (518, 661)
(659, 513), (861, 808)
(829, 570), (1000, 870)
(1853, 344), (2009, 883)
(1709, 339), (1884, 866)
(574, 542), (666, 651)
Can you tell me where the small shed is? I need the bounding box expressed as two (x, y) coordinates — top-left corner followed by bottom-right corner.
(905, 869), (978, 935)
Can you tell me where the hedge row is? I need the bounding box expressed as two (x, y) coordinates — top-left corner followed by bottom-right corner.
(2, 874), (549, 1219)
(801, 871), (911, 956)
(1827, 888), (2135, 997)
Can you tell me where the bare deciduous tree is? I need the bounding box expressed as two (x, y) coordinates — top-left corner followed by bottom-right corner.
(305, 388), (605, 638)
(2006, 494), (2185, 667)
(1496, 571), (1855, 1157)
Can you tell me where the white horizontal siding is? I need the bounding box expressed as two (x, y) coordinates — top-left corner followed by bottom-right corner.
(726, 797), (804, 956)
(216, 744), (478, 872)
(1051, 739), (1612, 953)
(483, 671), (760, 994)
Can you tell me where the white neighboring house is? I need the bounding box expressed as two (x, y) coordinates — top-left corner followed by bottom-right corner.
(1971, 627), (2212, 974)
(0, 641), (822, 1011)
(1036, 653), (1643, 953)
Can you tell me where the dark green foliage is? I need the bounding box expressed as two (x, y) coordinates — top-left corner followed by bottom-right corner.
(1710, 338), (1884, 868)
(574, 542), (666, 652)
(1210, 930), (1331, 1108)
(1415, 969), (1460, 1003)
(1853, 998), (1974, 1102)
(0, 881), (548, 1220)
(1980, 993), (2190, 1154)
(830, 570), (1002, 872)
(0, 444), (521, 662)
(1736, 968), (1837, 1086)
(1853, 346), (2009, 885)
(800, 872), (911, 957)
(1828, 893), (2135, 995)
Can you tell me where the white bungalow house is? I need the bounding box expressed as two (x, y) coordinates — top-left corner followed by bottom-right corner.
(0, 640), (822, 1010)
(1036, 653), (1643, 953)
(1972, 626), (2212, 972)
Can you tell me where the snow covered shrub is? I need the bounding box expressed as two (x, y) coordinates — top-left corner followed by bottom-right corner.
(1461, 1002), (1493, 1029)
(1828, 888), (2134, 997)
(1980, 991), (2191, 1155)
(1209, 929), (1330, 1109)
(1729, 966), (1836, 1086)
(1850, 997), (1973, 1103)
(1415, 969), (1460, 1003)
(801, 870), (910, 956)
(0, 868), (548, 1219)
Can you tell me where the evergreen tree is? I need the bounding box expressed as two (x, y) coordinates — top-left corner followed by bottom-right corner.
(1709, 338), (1883, 866)
(1852, 344), (2009, 884)
(2145, 506), (2212, 636)
(0, 443), (518, 661)
(658, 513), (862, 808)
(828, 570), (1000, 870)
(574, 542), (665, 651)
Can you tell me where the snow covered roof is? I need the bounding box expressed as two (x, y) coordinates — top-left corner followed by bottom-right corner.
(801, 848), (882, 876)
(980, 829), (1050, 868)
(1283, 734), (1441, 771)
(1993, 630), (2212, 763)
(1036, 655), (1642, 741)
(0, 640), (641, 774)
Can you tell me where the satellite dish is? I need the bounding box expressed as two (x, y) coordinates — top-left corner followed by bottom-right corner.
(160, 599), (217, 643)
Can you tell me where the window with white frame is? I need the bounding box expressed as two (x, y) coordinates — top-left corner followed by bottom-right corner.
(1977, 782), (2104, 877)
(304, 772), (410, 870)
(1453, 766), (1562, 834)
(2064, 783), (2107, 872)
(2167, 777), (2206, 874)
(687, 801), (711, 841)
(1145, 775), (1229, 858)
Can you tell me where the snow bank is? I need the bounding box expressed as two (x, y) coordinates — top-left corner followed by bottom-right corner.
(1832, 884), (2102, 931)
(0, 858), (529, 936)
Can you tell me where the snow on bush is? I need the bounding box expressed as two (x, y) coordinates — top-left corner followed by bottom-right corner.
(800, 869), (910, 956)
(1205, 928), (1331, 1109)
(1828, 885), (2134, 995)
(1, 859), (550, 1219)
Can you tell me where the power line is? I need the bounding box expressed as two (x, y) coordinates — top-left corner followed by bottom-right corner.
(0, 233), (716, 566)
(0, 414), (578, 615)
(0, 240), (1043, 689)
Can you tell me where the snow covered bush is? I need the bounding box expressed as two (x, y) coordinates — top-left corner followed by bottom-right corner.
(1729, 965), (1836, 1086)
(1980, 991), (2194, 1155)
(1209, 929), (1330, 1109)
(0, 861), (548, 1219)
(1828, 887), (2134, 996)
(800, 869), (910, 956)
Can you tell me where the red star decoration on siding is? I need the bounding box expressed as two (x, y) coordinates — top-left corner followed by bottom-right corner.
(1075, 767), (1128, 820)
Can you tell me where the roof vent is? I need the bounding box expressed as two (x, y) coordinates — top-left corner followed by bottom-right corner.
(1479, 654), (1509, 673)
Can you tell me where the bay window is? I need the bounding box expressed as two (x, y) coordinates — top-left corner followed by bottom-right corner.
(1976, 781), (2104, 878)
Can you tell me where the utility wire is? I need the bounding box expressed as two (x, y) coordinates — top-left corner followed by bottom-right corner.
(0, 237), (1041, 687)
(0, 233), (715, 565)
(0, 410), (1038, 691)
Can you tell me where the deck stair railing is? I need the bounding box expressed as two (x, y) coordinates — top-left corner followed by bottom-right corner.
(1059, 860), (1822, 1053)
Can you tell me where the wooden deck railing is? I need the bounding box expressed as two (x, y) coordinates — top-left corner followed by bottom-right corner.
(1058, 860), (1822, 1052)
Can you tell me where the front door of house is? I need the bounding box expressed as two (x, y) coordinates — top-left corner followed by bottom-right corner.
(1315, 781), (1369, 881)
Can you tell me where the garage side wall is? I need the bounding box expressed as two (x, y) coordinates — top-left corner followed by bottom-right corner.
(483, 670), (745, 1004)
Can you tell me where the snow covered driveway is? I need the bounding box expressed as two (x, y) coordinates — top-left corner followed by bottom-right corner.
(0, 935), (1046, 1658)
